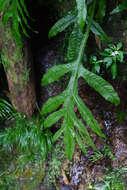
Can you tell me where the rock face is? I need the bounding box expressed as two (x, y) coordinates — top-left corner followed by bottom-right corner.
(111, 126), (127, 168)
(34, 48), (68, 109)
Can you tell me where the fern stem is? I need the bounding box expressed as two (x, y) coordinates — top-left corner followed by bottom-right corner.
(78, 0), (96, 62)
(68, 0), (96, 94)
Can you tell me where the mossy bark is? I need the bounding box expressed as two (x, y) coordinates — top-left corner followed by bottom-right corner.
(0, 20), (36, 116)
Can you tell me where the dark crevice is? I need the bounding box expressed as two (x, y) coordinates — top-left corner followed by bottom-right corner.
(26, 0), (59, 52)
(26, 0), (61, 107)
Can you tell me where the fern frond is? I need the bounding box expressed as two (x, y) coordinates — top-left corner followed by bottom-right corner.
(42, 63), (73, 85)
(110, 0), (127, 15)
(66, 24), (83, 62)
(42, 91), (67, 115)
(76, 0), (87, 30)
(41, 1), (120, 160)
(0, 0), (30, 47)
(96, 0), (106, 23)
(0, 98), (15, 121)
(0, 0), (10, 13)
(79, 66), (120, 106)
(48, 9), (76, 38)
(89, 18), (110, 42)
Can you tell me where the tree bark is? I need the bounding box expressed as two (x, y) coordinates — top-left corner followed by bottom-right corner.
(0, 20), (36, 116)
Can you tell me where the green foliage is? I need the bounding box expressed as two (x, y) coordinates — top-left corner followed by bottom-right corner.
(89, 55), (102, 74)
(0, 148), (45, 190)
(96, 0), (106, 23)
(89, 42), (125, 79)
(117, 110), (127, 125)
(88, 18), (110, 42)
(48, 9), (76, 38)
(0, 115), (52, 159)
(0, 0), (30, 47)
(43, 140), (64, 187)
(90, 145), (115, 162)
(49, 3), (109, 43)
(100, 42), (124, 79)
(41, 0), (120, 159)
(76, 0), (87, 31)
(0, 98), (15, 121)
(90, 168), (127, 190)
(110, 0), (127, 15)
(0, 174), (16, 190)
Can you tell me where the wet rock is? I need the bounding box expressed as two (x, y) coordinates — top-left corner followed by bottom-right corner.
(34, 49), (68, 109)
(70, 162), (84, 186)
(111, 126), (127, 168)
(60, 184), (73, 190)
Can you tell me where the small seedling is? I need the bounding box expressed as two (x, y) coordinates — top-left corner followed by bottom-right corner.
(92, 168), (127, 190)
(89, 55), (103, 74)
(90, 145), (115, 162)
(90, 42), (125, 79)
(100, 42), (124, 79)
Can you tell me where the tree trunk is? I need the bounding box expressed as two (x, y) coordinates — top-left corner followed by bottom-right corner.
(0, 20), (36, 116)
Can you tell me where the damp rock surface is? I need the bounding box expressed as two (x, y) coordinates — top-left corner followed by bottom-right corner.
(111, 126), (127, 168)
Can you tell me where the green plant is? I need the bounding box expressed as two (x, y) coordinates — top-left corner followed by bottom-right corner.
(43, 140), (64, 187)
(100, 42), (124, 79)
(89, 42), (125, 79)
(0, 97), (15, 121)
(110, 0), (127, 15)
(89, 55), (103, 74)
(0, 0), (30, 47)
(90, 145), (115, 162)
(95, 0), (106, 23)
(0, 147), (45, 190)
(0, 115), (52, 159)
(41, 0), (120, 159)
(117, 110), (127, 125)
(90, 168), (127, 190)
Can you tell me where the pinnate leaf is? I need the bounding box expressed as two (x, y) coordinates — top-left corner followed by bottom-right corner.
(76, 0), (87, 30)
(44, 109), (64, 128)
(74, 131), (86, 154)
(52, 121), (66, 143)
(80, 65), (120, 106)
(110, 0), (127, 15)
(41, 3), (120, 160)
(96, 0), (106, 23)
(48, 9), (76, 38)
(73, 95), (105, 138)
(0, 0), (10, 13)
(42, 63), (73, 86)
(1, 0), (30, 47)
(69, 109), (97, 150)
(64, 126), (75, 160)
(42, 91), (67, 115)
(67, 24), (83, 61)
(20, 0), (30, 18)
(89, 19), (110, 42)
